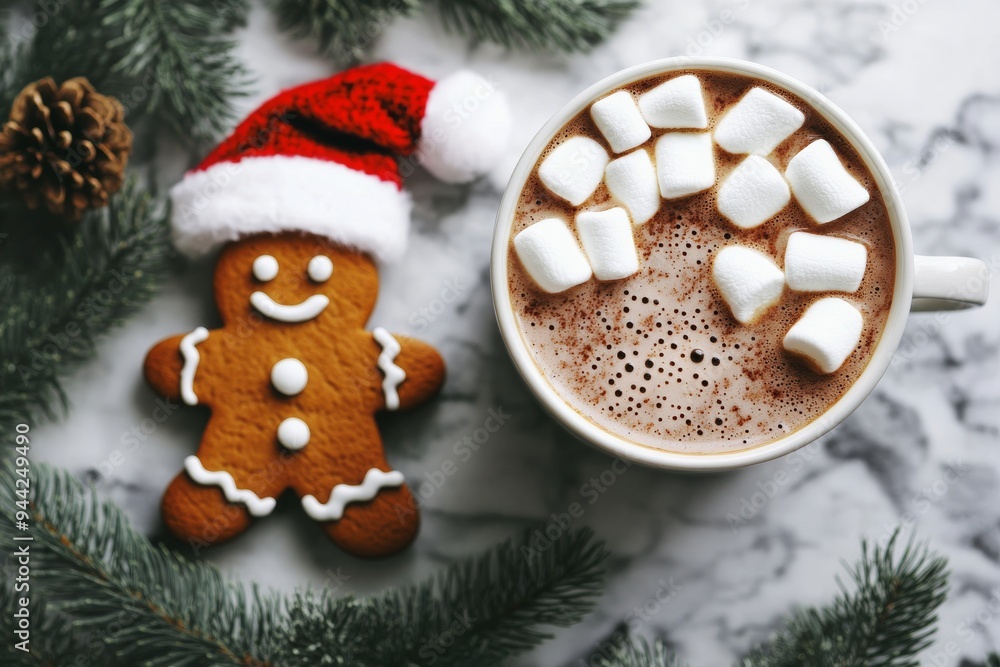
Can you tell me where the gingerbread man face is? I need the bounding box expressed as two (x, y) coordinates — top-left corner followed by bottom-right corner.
(212, 233), (380, 328)
(145, 232), (444, 558)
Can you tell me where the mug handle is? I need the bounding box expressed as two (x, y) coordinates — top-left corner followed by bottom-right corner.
(911, 255), (990, 312)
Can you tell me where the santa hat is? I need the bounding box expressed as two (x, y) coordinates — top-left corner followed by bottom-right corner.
(170, 63), (511, 262)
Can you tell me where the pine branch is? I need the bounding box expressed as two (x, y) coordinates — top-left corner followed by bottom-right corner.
(0, 181), (171, 437)
(210, 0), (253, 32)
(0, 0), (122, 112)
(741, 530), (949, 667)
(0, 574), (80, 667)
(0, 463), (281, 667)
(280, 527), (609, 666)
(269, 0), (640, 62)
(0, 1), (248, 141)
(434, 0), (641, 53)
(101, 0), (251, 141)
(269, 0), (420, 64)
(587, 635), (687, 667)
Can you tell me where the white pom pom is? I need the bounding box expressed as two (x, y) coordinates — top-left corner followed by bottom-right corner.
(418, 71), (512, 184)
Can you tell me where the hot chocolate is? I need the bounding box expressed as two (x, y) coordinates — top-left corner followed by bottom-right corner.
(506, 70), (896, 454)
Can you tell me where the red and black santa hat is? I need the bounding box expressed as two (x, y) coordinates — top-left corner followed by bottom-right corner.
(170, 63), (511, 262)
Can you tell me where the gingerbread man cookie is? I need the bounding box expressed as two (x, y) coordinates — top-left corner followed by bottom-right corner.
(145, 63), (510, 557)
(146, 233), (444, 557)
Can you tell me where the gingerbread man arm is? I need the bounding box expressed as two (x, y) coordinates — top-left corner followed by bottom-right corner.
(144, 334), (186, 400)
(394, 336), (445, 409)
(371, 330), (445, 411)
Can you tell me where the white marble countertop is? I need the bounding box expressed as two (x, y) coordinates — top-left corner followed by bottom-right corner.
(35, 1), (1000, 664)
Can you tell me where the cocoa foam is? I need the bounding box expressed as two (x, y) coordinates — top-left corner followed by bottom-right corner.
(507, 70), (895, 455)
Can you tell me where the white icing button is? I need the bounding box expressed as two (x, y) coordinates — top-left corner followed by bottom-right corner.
(271, 358), (308, 396)
(308, 255), (334, 282)
(277, 417), (310, 450)
(253, 255), (279, 281)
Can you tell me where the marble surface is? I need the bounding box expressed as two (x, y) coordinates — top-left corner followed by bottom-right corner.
(34, 0), (1000, 664)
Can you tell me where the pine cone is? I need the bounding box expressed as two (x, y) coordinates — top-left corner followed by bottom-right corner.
(0, 77), (132, 220)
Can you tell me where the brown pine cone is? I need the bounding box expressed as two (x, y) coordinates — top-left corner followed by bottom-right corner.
(0, 77), (132, 220)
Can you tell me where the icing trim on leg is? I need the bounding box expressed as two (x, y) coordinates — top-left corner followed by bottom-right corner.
(179, 327), (210, 406)
(183, 455), (277, 517)
(301, 468), (406, 522)
(373, 327), (406, 410)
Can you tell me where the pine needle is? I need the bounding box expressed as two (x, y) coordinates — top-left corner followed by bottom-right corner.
(269, 0), (421, 64)
(0, 464), (281, 666)
(0, 181), (172, 439)
(0, 0), (248, 142)
(741, 530), (949, 667)
(435, 0), (641, 53)
(269, 0), (641, 63)
(280, 527), (609, 666)
(101, 0), (252, 141)
(588, 636), (687, 667)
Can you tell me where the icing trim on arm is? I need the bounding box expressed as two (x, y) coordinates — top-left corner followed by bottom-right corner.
(250, 291), (329, 322)
(301, 468), (405, 521)
(372, 327), (406, 410)
(179, 327), (210, 406)
(183, 456), (277, 517)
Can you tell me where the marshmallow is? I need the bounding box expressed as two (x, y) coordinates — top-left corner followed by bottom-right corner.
(655, 132), (715, 199)
(714, 87), (805, 155)
(785, 140), (870, 223)
(637, 75), (708, 129)
(576, 208), (640, 281)
(590, 91), (651, 153)
(538, 136), (609, 206)
(717, 156), (790, 228)
(513, 218), (592, 293)
(712, 246), (785, 324)
(604, 149), (660, 224)
(783, 297), (863, 373)
(784, 231), (867, 293)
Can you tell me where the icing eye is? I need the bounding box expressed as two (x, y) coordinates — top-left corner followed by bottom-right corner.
(308, 255), (334, 282)
(253, 255), (279, 282)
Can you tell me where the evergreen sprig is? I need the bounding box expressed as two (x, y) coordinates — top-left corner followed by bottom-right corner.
(583, 531), (952, 667)
(0, 181), (172, 438)
(0, 463), (611, 666)
(0, 0), (248, 142)
(0, 0), (119, 112)
(436, 0), (640, 53)
(100, 0), (251, 141)
(281, 527), (608, 666)
(742, 532), (949, 666)
(0, 463), (279, 666)
(0, 580), (76, 667)
(269, 0), (640, 64)
(589, 636), (687, 667)
(270, 0), (421, 63)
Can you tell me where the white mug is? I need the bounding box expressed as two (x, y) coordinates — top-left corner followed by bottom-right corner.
(490, 57), (990, 471)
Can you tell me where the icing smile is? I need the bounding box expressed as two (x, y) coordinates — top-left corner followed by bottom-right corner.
(250, 291), (329, 322)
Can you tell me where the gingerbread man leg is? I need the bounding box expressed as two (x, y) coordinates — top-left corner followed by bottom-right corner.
(162, 410), (290, 548)
(286, 416), (419, 558)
